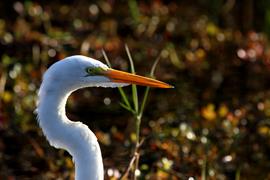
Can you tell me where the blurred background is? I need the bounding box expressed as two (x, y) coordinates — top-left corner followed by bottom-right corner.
(1, 0), (270, 179)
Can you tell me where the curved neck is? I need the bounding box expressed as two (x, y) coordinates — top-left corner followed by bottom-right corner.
(37, 85), (104, 180)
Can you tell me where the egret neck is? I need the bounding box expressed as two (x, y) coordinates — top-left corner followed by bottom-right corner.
(37, 82), (103, 180)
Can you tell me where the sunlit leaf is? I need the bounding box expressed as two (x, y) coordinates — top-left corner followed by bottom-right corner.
(201, 104), (217, 121)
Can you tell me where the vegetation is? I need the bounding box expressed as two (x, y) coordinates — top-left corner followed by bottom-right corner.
(1, 0), (270, 179)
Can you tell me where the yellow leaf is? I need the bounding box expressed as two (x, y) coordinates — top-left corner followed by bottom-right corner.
(1, 91), (12, 103)
(195, 48), (206, 60)
(258, 126), (270, 136)
(202, 104), (216, 121)
(206, 22), (219, 36)
(130, 133), (137, 143)
(168, 44), (185, 69)
(218, 104), (229, 118)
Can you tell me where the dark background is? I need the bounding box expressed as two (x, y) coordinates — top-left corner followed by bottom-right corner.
(1, 0), (270, 179)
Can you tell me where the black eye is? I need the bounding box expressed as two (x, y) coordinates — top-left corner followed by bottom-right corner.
(85, 67), (93, 74)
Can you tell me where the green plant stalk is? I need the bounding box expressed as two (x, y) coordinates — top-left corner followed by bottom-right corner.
(102, 49), (132, 109)
(132, 54), (162, 180)
(135, 115), (141, 145)
(235, 167), (241, 180)
(133, 115), (141, 179)
(102, 48), (162, 180)
(138, 87), (150, 119)
(132, 113), (141, 180)
(102, 49), (112, 67)
(139, 55), (160, 119)
(118, 88), (132, 111)
(125, 44), (139, 113)
(124, 45), (141, 179)
(128, 0), (140, 24)
(202, 157), (207, 180)
(132, 85), (139, 112)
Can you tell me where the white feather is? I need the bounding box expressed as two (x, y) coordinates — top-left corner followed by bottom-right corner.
(36, 55), (128, 180)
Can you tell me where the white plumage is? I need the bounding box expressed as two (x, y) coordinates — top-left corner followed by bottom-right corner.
(36, 55), (172, 180)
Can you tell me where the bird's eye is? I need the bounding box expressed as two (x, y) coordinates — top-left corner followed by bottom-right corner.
(85, 66), (107, 76)
(85, 67), (94, 75)
(86, 68), (92, 74)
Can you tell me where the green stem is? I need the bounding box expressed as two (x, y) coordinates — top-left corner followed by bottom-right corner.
(103, 48), (164, 179)
(125, 44), (139, 112)
(135, 115), (141, 145)
(202, 157), (207, 180)
(235, 167), (241, 180)
(119, 87), (132, 110)
(134, 114), (141, 180)
(138, 87), (150, 119)
(102, 49), (132, 110)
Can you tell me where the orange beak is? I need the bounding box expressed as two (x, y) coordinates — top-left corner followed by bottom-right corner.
(103, 68), (173, 88)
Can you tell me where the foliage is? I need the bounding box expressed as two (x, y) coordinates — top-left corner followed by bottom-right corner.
(1, 0), (270, 179)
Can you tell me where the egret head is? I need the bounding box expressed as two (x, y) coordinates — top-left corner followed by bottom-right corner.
(41, 55), (172, 93)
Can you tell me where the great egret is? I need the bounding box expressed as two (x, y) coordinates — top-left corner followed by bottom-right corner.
(36, 55), (172, 180)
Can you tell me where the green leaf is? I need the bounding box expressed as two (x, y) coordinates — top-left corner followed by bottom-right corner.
(139, 55), (161, 118)
(118, 87), (132, 110)
(138, 87), (150, 119)
(120, 102), (135, 114)
(132, 84), (138, 113)
(235, 167), (241, 180)
(125, 44), (138, 113)
(150, 55), (161, 77)
(128, 0), (140, 24)
(125, 44), (136, 74)
(201, 157), (207, 180)
(102, 49), (112, 68)
(102, 49), (132, 109)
